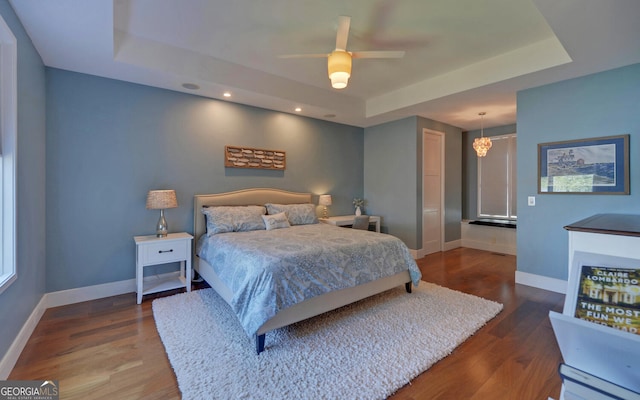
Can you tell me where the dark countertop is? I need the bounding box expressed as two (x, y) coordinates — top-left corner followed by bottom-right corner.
(564, 213), (640, 237)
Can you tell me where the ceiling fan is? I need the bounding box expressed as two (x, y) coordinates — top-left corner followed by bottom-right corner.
(280, 16), (405, 89)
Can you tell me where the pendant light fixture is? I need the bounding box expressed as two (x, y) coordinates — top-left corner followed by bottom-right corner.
(473, 112), (492, 157)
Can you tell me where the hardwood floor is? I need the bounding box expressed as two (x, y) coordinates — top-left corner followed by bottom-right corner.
(394, 248), (565, 400)
(10, 248), (565, 399)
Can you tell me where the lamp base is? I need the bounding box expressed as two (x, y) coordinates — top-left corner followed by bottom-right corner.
(156, 209), (168, 237)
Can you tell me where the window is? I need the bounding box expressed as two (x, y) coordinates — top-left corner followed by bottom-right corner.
(478, 133), (517, 220)
(0, 15), (17, 294)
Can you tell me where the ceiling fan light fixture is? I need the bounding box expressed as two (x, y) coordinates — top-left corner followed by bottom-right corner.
(328, 50), (352, 89)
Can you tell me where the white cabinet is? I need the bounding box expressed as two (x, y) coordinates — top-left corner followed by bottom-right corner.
(134, 232), (193, 304)
(557, 214), (640, 399)
(565, 214), (640, 289)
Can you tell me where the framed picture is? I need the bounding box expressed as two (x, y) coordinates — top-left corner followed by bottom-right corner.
(224, 145), (286, 170)
(538, 134), (629, 194)
(564, 251), (640, 336)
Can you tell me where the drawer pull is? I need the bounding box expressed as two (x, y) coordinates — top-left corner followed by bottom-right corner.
(158, 249), (174, 254)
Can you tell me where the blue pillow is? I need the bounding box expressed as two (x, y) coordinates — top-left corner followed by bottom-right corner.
(202, 205), (266, 235)
(265, 203), (318, 225)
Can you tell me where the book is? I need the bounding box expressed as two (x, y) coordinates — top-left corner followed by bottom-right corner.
(559, 363), (640, 400)
(565, 252), (640, 336)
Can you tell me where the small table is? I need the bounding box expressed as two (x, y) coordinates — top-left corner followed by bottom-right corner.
(134, 232), (193, 304)
(319, 215), (381, 232)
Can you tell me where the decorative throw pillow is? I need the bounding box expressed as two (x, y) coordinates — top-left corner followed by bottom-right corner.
(202, 205), (266, 235)
(262, 212), (291, 231)
(265, 203), (318, 225)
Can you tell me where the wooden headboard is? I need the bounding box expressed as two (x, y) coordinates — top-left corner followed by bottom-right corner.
(193, 188), (312, 241)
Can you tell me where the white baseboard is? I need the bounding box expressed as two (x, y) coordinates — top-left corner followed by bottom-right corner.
(515, 271), (567, 294)
(0, 295), (47, 379)
(443, 239), (461, 252)
(0, 277), (140, 379)
(414, 240), (462, 258)
(43, 278), (136, 309)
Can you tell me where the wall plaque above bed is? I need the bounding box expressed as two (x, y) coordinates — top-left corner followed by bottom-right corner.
(224, 145), (286, 170)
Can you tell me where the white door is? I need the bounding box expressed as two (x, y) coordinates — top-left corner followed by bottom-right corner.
(422, 129), (444, 255)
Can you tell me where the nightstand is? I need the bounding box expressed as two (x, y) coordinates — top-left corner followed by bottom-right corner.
(134, 232), (193, 304)
(319, 215), (381, 232)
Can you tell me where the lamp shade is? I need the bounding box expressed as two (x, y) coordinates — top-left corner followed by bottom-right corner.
(146, 190), (178, 210)
(319, 194), (332, 206)
(328, 50), (352, 89)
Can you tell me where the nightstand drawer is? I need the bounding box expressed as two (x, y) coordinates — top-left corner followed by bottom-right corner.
(142, 240), (188, 265)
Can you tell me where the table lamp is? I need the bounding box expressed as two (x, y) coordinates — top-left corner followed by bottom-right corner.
(146, 189), (178, 237)
(319, 194), (332, 218)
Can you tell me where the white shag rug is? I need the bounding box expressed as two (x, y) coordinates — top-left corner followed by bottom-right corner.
(152, 282), (502, 400)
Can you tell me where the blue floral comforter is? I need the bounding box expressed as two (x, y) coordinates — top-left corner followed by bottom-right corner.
(197, 223), (421, 337)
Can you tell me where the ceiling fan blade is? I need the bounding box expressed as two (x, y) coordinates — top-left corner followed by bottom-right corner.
(351, 50), (405, 59)
(278, 53), (329, 59)
(335, 15), (350, 51)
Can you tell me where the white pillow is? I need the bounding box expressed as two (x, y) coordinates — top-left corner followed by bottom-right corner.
(262, 212), (291, 231)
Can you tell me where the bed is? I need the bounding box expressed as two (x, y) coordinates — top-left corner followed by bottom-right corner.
(193, 188), (421, 353)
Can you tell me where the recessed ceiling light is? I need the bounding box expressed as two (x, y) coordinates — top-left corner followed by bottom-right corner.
(223, 92), (231, 97)
(295, 107), (302, 112)
(182, 83), (199, 90)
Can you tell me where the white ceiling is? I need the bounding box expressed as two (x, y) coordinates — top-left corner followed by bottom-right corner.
(9, 0), (640, 130)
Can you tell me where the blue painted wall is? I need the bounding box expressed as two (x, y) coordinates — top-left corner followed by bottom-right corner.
(364, 117), (419, 246)
(517, 63), (640, 281)
(0, 1), (47, 362)
(45, 69), (365, 292)
(363, 116), (462, 249)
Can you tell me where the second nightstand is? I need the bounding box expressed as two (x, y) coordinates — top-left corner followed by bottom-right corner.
(319, 215), (381, 232)
(134, 232), (193, 304)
